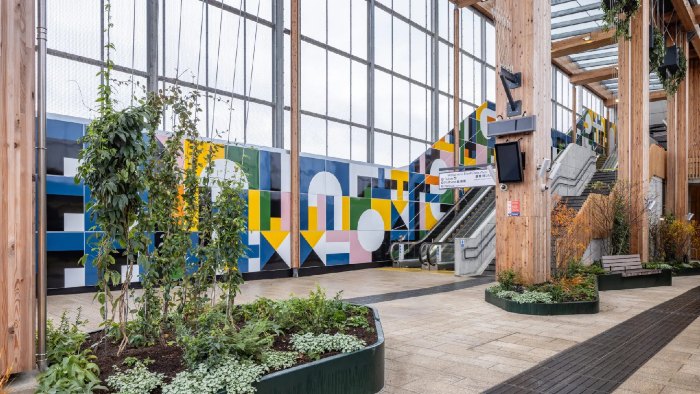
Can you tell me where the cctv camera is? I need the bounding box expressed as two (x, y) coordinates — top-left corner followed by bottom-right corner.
(499, 183), (508, 192)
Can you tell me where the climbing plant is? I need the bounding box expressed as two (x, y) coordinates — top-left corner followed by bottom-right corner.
(601, 0), (640, 40)
(659, 47), (687, 96)
(649, 27), (665, 73)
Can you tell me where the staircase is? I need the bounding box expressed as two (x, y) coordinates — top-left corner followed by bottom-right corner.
(596, 154), (607, 169)
(481, 260), (496, 277)
(559, 170), (617, 212)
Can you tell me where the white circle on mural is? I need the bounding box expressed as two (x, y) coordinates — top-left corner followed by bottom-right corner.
(203, 159), (249, 200)
(357, 209), (385, 252)
(429, 158), (447, 195)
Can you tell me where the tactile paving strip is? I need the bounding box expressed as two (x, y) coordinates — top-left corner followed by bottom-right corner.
(485, 286), (700, 394)
(344, 275), (494, 305)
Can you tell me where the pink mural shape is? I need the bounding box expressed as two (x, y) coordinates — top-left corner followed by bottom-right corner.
(349, 232), (372, 264)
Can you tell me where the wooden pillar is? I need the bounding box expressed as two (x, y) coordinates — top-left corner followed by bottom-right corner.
(689, 58), (700, 214)
(290, 0), (300, 272)
(0, 0), (36, 373)
(629, 1), (650, 260)
(675, 36), (689, 219)
(666, 87), (677, 215)
(453, 7), (460, 203)
(571, 85), (577, 144)
(494, 0), (551, 284)
(616, 5), (651, 259)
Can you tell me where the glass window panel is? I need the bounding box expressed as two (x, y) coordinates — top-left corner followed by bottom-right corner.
(375, 8), (393, 69)
(485, 22), (496, 66)
(301, 0), (326, 43)
(209, 96), (245, 144)
(393, 18), (410, 76)
(164, 0), (206, 82)
(111, 0), (147, 71)
(410, 140), (427, 164)
(448, 45), (454, 95)
(48, 0), (102, 58)
(351, 60), (368, 125)
(209, 8), (245, 95)
(410, 0), (427, 27)
(393, 0), (410, 18)
(393, 137), (410, 167)
(462, 8), (474, 55)
(328, 0), (350, 53)
(351, 0), (367, 59)
(410, 84), (427, 140)
(301, 115), (326, 155)
(439, 42), (449, 92)
(462, 55), (474, 103)
(301, 42), (326, 114)
(284, 0), (290, 30)
(47, 56), (100, 119)
(393, 77), (410, 136)
(351, 127), (367, 161)
(374, 133), (392, 166)
(245, 0), (273, 22)
(486, 67), (496, 103)
(474, 62), (482, 103)
(438, 0), (448, 39)
(284, 109), (291, 150)
(247, 22), (273, 101)
(284, 34), (291, 106)
(327, 52), (351, 121)
(410, 28), (427, 84)
(374, 70), (392, 131)
(327, 121), (351, 159)
(473, 13), (482, 59)
(110, 70), (146, 112)
(246, 102), (273, 147)
(439, 94), (448, 137)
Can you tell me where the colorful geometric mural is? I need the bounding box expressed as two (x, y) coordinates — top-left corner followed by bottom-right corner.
(43, 101), (502, 290)
(551, 106), (611, 155)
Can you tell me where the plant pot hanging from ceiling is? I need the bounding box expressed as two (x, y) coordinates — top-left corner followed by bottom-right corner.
(660, 45), (680, 77)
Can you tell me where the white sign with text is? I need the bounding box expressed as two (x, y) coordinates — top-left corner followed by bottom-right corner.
(439, 169), (496, 189)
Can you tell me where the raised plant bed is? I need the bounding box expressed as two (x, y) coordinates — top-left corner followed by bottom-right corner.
(254, 307), (385, 394)
(675, 267), (700, 276)
(485, 289), (599, 315)
(597, 269), (672, 291)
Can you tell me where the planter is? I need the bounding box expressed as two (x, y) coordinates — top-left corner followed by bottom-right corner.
(674, 267), (700, 276)
(254, 307), (385, 394)
(597, 269), (672, 291)
(484, 289), (599, 316)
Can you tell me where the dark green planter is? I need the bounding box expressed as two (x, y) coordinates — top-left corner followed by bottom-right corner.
(597, 269), (672, 291)
(484, 289), (599, 315)
(674, 267), (700, 276)
(254, 307), (385, 394)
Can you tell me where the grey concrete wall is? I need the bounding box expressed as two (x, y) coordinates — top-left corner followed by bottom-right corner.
(548, 143), (598, 197)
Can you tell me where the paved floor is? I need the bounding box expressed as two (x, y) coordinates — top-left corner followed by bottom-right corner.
(47, 268), (700, 393)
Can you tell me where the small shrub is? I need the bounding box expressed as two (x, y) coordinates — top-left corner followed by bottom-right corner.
(290, 333), (365, 360)
(495, 290), (519, 300)
(511, 291), (553, 304)
(106, 361), (165, 394)
(46, 310), (88, 365)
(496, 269), (519, 291)
(262, 351), (299, 371)
(37, 353), (105, 394)
(162, 357), (266, 394)
(644, 262), (673, 270)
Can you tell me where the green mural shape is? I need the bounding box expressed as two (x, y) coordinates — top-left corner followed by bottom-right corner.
(259, 190), (271, 231)
(225, 145), (259, 189)
(349, 197), (371, 231)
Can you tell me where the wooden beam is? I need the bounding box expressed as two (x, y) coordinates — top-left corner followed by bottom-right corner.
(494, 0), (551, 284)
(669, 0), (700, 59)
(570, 65), (618, 85)
(650, 90), (667, 102)
(450, 0), (483, 8)
(551, 29), (617, 58)
(290, 0), (300, 273)
(676, 37), (690, 218)
(553, 56), (614, 106)
(0, 0), (36, 373)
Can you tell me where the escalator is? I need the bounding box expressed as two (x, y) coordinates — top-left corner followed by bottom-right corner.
(389, 186), (494, 269)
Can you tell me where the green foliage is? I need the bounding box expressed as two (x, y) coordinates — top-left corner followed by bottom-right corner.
(659, 47), (687, 96)
(262, 351), (299, 371)
(494, 290), (553, 304)
(290, 333), (366, 360)
(106, 361), (165, 394)
(46, 311), (88, 365)
(601, 0), (640, 40)
(644, 262), (673, 270)
(37, 353), (105, 394)
(649, 27), (665, 73)
(496, 269), (519, 291)
(161, 357), (266, 394)
(611, 190), (631, 255)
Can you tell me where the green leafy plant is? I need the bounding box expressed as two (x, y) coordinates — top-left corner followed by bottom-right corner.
(601, 0), (640, 40)
(37, 353), (105, 394)
(162, 357), (266, 394)
(106, 361), (165, 394)
(45, 310), (88, 365)
(644, 262), (673, 270)
(649, 27), (665, 73)
(262, 351), (299, 371)
(659, 47), (687, 96)
(496, 269), (519, 291)
(290, 333), (366, 360)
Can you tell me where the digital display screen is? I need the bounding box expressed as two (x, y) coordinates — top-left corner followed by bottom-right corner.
(495, 141), (523, 183)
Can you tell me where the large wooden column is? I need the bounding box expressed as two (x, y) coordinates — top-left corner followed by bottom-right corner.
(674, 36), (689, 218)
(290, 0), (300, 273)
(0, 0), (36, 373)
(690, 58), (700, 199)
(617, 1), (650, 260)
(494, 0), (551, 284)
(666, 87), (678, 215)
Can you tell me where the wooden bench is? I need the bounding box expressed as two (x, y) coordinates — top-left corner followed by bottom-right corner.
(601, 255), (661, 277)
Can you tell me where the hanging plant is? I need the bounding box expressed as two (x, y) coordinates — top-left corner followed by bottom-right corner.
(649, 26), (665, 73)
(601, 0), (641, 40)
(659, 45), (687, 96)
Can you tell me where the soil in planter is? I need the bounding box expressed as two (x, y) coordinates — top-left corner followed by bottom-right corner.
(87, 308), (378, 390)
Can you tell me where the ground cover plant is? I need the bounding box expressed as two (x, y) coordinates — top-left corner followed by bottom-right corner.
(487, 261), (599, 304)
(37, 3), (379, 392)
